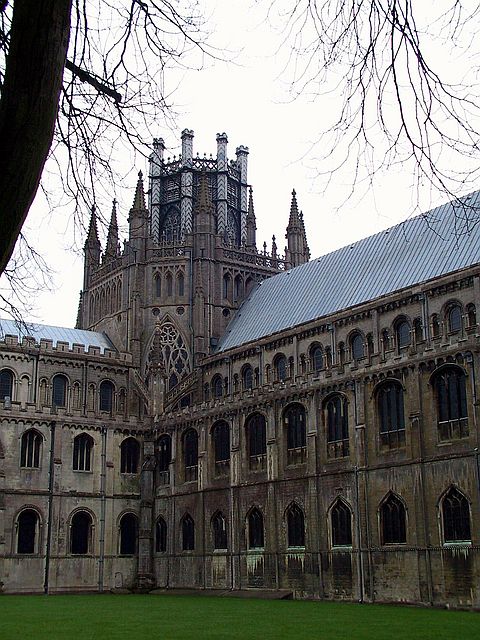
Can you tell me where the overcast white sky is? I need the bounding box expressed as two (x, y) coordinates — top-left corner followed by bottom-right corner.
(10, 0), (476, 329)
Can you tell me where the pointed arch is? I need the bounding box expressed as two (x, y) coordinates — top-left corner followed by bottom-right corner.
(380, 492), (406, 544)
(211, 511), (228, 550)
(247, 507), (264, 549)
(286, 502), (305, 548)
(177, 271), (185, 296)
(156, 516), (167, 552)
(181, 513), (195, 551)
(441, 486), (471, 543)
(329, 498), (352, 547)
(144, 317), (191, 388)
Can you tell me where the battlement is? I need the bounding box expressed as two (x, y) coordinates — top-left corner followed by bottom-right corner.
(0, 319), (131, 362)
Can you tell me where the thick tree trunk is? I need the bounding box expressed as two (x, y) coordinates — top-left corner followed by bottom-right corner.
(0, 0), (72, 275)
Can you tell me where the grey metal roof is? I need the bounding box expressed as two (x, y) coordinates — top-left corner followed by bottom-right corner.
(0, 318), (115, 353)
(217, 191), (480, 352)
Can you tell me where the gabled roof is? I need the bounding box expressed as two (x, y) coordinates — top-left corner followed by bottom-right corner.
(217, 191), (480, 353)
(0, 319), (115, 353)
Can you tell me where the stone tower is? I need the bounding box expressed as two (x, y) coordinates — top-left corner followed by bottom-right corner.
(77, 131), (304, 416)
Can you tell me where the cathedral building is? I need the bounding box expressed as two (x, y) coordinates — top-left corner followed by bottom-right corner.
(0, 130), (480, 607)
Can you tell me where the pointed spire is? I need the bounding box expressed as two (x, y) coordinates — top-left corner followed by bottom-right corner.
(246, 186), (257, 248)
(104, 199), (120, 261)
(132, 171), (147, 211)
(85, 205), (100, 249)
(285, 189), (310, 268)
(271, 235), (277, 259)
(287, 188), (301, 231)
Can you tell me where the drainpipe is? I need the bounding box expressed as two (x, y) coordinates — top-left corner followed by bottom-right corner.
(98, 425), (107, 592)
(354, 464), (364, 603)
(43, 419), (56, 594)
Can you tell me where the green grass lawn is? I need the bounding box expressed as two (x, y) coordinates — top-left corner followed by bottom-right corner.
(0, 594), (478, 640)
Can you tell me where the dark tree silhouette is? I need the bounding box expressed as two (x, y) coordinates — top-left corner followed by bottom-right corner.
(0, 0), (210, 277)
(267, 1), (480, 214)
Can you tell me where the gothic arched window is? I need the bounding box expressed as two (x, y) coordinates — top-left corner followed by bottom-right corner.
(442, 487), (471, 543)
(73, 433), (93, 471)
(120, 437), (140, 474)
(466, 303), (477, 328)
(154, 272), (161, 298)
(284, 403), (306, 465)
(246, 413), (267, 471)
(20, 429), (42, 468)
(212, 374), (223, 399)
(183, 429), (198, 482)
(331, 500), (352, 547)
(448, 304), (462, 333)
(234, 275), (243, 301)
(182, 514), (195, 551)
(157, 434), (171, 472)
(52, 374), (68, 408)
(381, 494), (406, 545)
(377, 380), (405, 448)
(0, 368), (13, 401)
(310, 344), (323, 372)
(99, 380), (114, 412)
(247, 508), (264, 549)
(274, 354), (287, 382)
(242, 364), (253, 390)
(166, 272), (173, 296)
(325, 394), (349, 458)
(162, 206), (181, 243)
(212, 421), (230, 475)
(223, 273), (231, 300)
(70, 511), (93, 555)
(432, 366), (468, 441)
(156, 516), (167, 553)
(212, 512), (228, 550)
(177, 272), (185, 297)
(396, 319), (411, 349)
(119, 513), (138, 555)
(286, 503), (305, 548)
(351, 333), (364, 360)
(17, 509), (40, 554)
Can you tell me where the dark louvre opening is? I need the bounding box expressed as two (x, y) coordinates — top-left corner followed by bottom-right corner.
(17, 509), (38, 554)
(248, 508), (264, 549)
(443, 487), (471, 542)
(119, 513), (138, 555)
(331, 501), (352, 547)
(287, 504), (305, 547)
